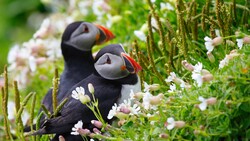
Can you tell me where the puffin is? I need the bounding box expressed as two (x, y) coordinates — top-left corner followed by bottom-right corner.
(24, 22), (114, 133)
(33, 44), (142, 141)
(42, 21), (115, 113)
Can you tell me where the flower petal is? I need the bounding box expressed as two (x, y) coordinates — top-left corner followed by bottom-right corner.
(72, 90), (79, 100)
(198, 96), (205, 102)
(204, 36), (212, 41)
(167, 124), (175, 130)
(76, 87), (81, 93)
(199, 102), (207, 111)
(167, 117), (175, 124)
(236, 39), (243, 49)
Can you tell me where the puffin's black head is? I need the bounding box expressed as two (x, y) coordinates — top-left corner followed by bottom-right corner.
(94, 44), (142, 80)
(61, 21), (115, 51)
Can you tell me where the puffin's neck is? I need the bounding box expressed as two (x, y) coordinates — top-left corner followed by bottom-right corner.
(93, 70), (139, 85)
(115, 74), (139, 85)
(62, 44), (94, 72)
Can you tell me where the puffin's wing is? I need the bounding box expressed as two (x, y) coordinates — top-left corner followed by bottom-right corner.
(34, 76), (121, 135)
(33, 98), (91, 135)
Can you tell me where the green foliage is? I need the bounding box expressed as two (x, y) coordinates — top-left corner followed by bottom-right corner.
(0, 0), (47, 73)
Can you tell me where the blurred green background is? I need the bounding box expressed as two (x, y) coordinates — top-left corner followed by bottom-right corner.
(0, 0), (48, 73)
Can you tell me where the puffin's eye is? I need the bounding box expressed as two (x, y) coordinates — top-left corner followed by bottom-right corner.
(106, 56), (111, 64)
(83, 25), (89, 33)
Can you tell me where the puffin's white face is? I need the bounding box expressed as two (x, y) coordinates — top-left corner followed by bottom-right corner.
(94, 53), (130, 80)
(65, 22), (100, 51)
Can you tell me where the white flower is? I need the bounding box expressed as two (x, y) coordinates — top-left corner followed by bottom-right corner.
(198, 96), (217, 111)
(33, 18), (51, 38)
(236, 38), (243, 49)
(204, 36), (223, 53)
(198, 96), (207, 111)
(107, 98), (140, 120)
(28, 56), (36, 72)
(134, 30), (146, 41)
(160, 2), (174, 11)
(143, 82), (160, 92)
(120, 99), (140, 115)
(166, 117), (175, 130)
(165, 72), (177, 82)
(71, 120), (83, 135)
(130, 103), (140, 115)
(142, 91), (151, 110)
(8, 45), (20, 64)
(52, 17), (74, 33)
(166, 72), (186, 89)
(142, 91), (157, 110)
(71, 87), (90, 104)
(165, 117), (185, 130)
(219, 50), (240, 69)
(107, 103), (119, 119)
(219, 57), (229, 69)
(180, 81), (186, 89)
(151, 17), (158, 29)
(92, 0), (110, 19)
(45, 38), (62, 60)
(8, 45), (29, 70)
(191, 62), (213, 85)
(204, 36), (214, 52)
(192, 73), (203, 87)
(168, 83), (176, 92)
(143, 81), (150, 92)
(193, 62), (203, 73)
(88, 83), (94, 94)
(72, 87), (85, 100)
(191, 62), (203, 87)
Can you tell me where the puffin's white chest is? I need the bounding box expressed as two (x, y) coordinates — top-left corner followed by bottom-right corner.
(117, 76), (141, 105)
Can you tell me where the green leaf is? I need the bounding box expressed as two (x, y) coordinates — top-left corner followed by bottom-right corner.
(240, 102), (250, 112)
(246, 129), (250, 139)
(121, 121), (133, 130)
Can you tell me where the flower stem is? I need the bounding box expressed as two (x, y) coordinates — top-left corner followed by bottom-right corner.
(14, 81), (25, 140)
(53, 98), (68, 117)
(16, 92), (35, 141)
(52, 68), (59, 112)
(2, 65), (13, 140)
(41, 104), (51, 118)
(35, 111), (44, 141)
(30, 91), (37, 141)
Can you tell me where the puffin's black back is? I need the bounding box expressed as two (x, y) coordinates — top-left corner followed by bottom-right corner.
(37, 21), (96, 129)
(36, 74), (122, 141)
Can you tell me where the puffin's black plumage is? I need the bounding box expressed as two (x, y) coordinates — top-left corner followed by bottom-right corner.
(24, 22), (114, 135)
(33, 44), (142, 141)
(41, 21), (115, 113)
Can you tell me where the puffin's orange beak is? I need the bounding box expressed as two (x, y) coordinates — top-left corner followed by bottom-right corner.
(95, 24), (115, 44)
(121, 52), (142, 73)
